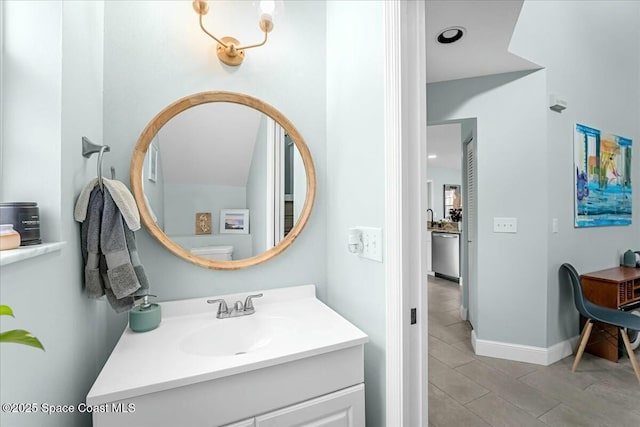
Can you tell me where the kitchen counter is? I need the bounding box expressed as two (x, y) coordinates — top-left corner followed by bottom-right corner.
(428, 224), (461, 234)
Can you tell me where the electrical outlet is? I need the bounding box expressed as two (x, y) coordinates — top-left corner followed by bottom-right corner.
(493, 217), (517, 233)
(356, 227), (383, 262)
(552, 218), (559, 233)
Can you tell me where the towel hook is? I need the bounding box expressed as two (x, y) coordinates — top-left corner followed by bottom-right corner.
(82, 137), (111, 192)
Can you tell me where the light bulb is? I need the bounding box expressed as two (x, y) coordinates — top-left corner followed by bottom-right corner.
(260, 0), (275, 15)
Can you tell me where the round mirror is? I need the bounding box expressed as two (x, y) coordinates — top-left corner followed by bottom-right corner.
(130, 91), (316, 270)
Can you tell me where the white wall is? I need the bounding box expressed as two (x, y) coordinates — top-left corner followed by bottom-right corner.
(102, 0), (328, 300)
(0, 3), (125, 427)
(326, 2), (386, 425)
(427, 167), (462, 220)
(510, 0), (640, 346)
(428, 70), (549, 347)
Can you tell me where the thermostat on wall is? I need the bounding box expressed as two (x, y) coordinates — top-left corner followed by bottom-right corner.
(549, 94), (567, 112)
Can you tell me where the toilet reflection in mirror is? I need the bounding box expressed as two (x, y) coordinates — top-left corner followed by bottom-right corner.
(141, 102), (307, 261)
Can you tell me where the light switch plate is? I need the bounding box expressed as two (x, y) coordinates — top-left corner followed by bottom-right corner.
(357, 227), (383, 262)
(493, 217), (517, 233)
(552, 218), (558, 233)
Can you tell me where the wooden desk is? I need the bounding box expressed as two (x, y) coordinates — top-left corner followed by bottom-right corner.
(580, 266), (640, 362)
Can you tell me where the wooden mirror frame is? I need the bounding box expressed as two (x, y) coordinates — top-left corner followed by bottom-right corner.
(130, 91), (316, 270)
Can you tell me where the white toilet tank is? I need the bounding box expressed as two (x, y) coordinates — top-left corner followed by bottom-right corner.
(190, 245), (233, 261)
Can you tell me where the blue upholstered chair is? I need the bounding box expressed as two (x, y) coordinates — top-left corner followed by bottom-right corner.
(560, 263), (640, 383)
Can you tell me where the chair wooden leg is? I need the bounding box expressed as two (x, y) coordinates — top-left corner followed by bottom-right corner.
(620, 329), (640, 384)
(577, 318), (590, 346)
(572, 320), (593, 372)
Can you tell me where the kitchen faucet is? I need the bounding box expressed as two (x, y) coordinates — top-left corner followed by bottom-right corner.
(427, 209), (434, 227)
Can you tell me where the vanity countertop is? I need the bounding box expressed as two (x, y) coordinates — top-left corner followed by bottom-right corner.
(86, 285), (368, 406)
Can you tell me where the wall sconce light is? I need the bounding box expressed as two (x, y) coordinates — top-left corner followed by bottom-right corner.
(193, 0), (275, 67)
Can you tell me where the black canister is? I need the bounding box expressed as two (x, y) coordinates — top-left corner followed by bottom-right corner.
(0, 202), (42, 246)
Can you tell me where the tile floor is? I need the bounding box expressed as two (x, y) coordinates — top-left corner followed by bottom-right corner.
(427, 275), (640, 427)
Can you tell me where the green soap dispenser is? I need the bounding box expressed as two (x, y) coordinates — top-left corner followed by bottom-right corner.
(129, 294), (161, 332)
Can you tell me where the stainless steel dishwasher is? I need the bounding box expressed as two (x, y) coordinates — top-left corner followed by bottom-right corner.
(432, 231), (460, 282)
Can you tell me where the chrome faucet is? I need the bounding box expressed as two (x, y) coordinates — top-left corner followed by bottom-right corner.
(207, 293), (263, 319)
(427, 209), (434, 227)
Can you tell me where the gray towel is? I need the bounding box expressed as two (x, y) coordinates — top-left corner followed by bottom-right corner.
(104, 287), (135, 313)
(78, 185), (150, 313)
(101, 189), (141, 299)
(83, 187), (105, 299)
(124, 227), (150, 297)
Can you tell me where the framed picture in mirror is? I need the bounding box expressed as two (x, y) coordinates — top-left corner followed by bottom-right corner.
(220, 209), (249, 234)
(195, 212), (212, 235)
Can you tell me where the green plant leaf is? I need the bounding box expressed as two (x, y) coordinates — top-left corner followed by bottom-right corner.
(0, 305), (15, 317)
(0, 330), (45, 351)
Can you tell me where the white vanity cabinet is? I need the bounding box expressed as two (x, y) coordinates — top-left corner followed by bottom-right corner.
(224, 384), (364, 427)
(87, 285), (368, 427)
(255, 384), (364, 427)
(91, 345), (365, 427)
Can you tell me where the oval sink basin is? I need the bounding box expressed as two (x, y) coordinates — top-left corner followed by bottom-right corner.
(180, 315), (298, 357)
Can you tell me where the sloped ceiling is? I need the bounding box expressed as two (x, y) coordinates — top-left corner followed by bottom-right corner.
(157, 103), (262, 186)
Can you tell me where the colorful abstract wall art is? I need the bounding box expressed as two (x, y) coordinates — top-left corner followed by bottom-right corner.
(574, 123), (632, 227)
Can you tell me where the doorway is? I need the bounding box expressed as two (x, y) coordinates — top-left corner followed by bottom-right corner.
(426, 119), (477, 326)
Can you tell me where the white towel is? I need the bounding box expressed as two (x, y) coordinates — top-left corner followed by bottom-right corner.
(75, 178), (141, 231)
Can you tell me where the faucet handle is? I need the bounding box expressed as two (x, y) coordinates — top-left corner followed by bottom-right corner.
(244, 293), (263, 311)
(207, 298), (228, 316)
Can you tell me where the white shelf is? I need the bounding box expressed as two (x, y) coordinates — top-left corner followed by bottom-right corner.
(0, 242), (67, 266)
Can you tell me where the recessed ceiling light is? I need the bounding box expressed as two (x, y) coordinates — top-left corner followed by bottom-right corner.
(428, 154), (437, 159)
(437, 26), (465, 44)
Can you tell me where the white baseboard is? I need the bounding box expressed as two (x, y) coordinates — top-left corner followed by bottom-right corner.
(459, 305), (468, 321)
(471, 330), (579, 366)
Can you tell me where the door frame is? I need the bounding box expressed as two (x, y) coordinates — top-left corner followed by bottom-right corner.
(384, 1), (427, 425)
(461, 134), (475, 324)
(266, 118), (285, 248)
